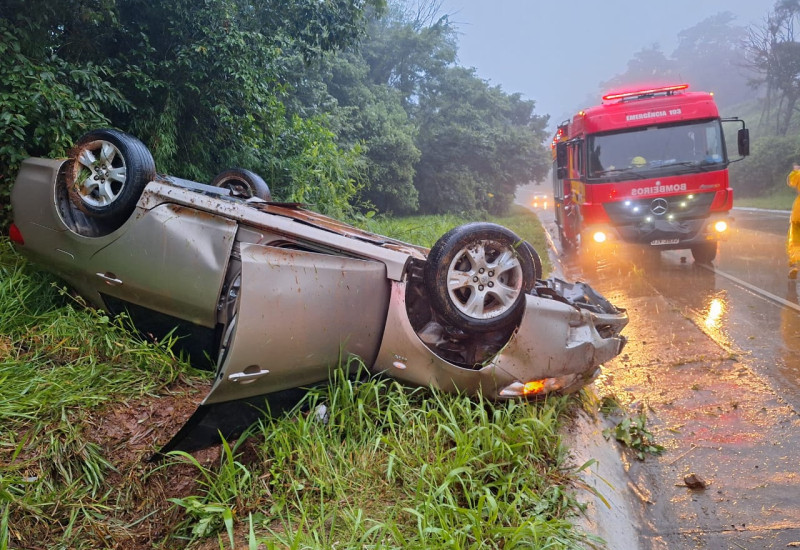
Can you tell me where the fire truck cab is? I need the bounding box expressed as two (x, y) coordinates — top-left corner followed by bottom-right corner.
(551, 84), (749, 263)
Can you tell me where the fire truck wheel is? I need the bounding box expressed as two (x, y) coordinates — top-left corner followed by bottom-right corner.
(691, 242), (717, 264)
(425, 223), (536, 333)
(559, 228), (574, 253)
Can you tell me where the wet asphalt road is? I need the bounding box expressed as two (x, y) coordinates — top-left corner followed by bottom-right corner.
(532, 205), (800, 549)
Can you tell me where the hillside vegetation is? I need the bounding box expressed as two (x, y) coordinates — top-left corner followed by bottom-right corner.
(0, 0), (550, 226)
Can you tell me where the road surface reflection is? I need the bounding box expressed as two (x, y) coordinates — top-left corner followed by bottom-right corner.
(554, 208), (800, 408)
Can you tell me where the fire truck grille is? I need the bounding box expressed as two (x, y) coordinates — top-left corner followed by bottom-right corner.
(603, 192), (715, 225)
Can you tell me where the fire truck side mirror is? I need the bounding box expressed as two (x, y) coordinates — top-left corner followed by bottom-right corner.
(737, 128), (750, 157)
(556, 142), (567, 169)
(557, 167), (567, 179)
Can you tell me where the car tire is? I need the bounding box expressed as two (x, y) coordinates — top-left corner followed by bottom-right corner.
(67, 128), (155, 222)
(211, 168), (271, 201)
(424, 222), (536, 333)
(691, 242), (717, 264)
(522, 241), (543, 280)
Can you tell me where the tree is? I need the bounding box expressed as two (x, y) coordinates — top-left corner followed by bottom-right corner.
(600, 45), (678, 93)
(672, 13), (751, 106)
(415, 66), (549, 215)
(0, 2), (129, 220)
(746, 0), (800, 135)
(303, 51), (421, 214)
(0, 0), (383, 222)
(362, 0), (457, 112)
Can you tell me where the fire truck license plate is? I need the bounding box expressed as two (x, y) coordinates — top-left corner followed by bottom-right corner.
(650, 239), (680, 246)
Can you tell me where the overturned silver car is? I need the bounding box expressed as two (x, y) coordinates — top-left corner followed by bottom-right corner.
(9, 129), (627, 452)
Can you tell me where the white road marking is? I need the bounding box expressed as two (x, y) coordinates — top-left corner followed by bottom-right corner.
(700, 263), (800, 313)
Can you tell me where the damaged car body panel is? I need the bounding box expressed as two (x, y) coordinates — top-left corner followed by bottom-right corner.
(373, 279), (627, 399)
(206, 244), (391, 405)
(9, 129), (628, 454)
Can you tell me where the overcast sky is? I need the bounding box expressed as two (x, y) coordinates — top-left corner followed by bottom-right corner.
(437, 0), (770, 129)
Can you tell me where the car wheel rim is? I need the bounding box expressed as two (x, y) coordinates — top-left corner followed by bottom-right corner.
(74, 140), (127, 207)
(445, 239), (523, 320)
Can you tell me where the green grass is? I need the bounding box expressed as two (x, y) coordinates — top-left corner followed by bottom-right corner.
(0, 206), (592, 549)
(168, 364), (591, 548)
(361, 205), (554, 276)
(0, 241), (210, 548)
(734, 185), (796, 210)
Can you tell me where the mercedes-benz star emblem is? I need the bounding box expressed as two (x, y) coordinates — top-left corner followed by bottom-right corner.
(650, 198), (668, 216)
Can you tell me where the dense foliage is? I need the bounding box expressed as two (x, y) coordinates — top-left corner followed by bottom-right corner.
(0, 0), (550, 225)
(732, 0), (800, 199)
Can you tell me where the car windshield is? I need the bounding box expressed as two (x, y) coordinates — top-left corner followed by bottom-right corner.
(587, 119), (725, 180)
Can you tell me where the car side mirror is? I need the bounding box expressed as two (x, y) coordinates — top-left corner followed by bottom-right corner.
(737, 128), (750, 157)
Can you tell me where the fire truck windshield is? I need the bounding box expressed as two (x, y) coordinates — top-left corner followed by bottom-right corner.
(587, 119), (725, 181)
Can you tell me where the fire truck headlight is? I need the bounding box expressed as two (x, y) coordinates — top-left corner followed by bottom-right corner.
(713, 221), (728, 233)
(592, 231), (607, 243)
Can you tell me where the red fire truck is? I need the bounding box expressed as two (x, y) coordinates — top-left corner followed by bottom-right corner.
(551, 83), (749, 263)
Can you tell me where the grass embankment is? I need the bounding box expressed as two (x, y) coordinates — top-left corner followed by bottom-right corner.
(362, 205), (553, 275)
(734, 185), (795, 211)
(0, 208), (592, 549)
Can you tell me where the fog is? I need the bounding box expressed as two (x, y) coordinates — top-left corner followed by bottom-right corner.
(438, 0), (768, 129)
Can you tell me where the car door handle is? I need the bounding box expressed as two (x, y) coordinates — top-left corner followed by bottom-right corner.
(228, 368), (270, 383)
(96, 272), (123, 286)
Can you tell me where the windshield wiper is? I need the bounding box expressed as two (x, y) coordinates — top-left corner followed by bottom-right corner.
(594, 167), (647, 180)
(656, 160), (723, 173)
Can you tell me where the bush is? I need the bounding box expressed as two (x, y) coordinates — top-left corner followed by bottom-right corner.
(730, 134), (800, 197)
(0, 22), (128, 228)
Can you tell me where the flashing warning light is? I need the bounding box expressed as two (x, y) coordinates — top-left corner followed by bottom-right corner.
(714, 220), (728, 233)
(9, 223), (23, 245)
(602, 84), (689, 101)
(523, 380), (546, 395)
(592, 231), (607, 244)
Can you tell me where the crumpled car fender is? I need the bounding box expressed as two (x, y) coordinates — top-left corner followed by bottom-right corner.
(371, 281), (627, 399)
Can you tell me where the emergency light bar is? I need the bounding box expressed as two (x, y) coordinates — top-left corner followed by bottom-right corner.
(602, 84), (689, 101)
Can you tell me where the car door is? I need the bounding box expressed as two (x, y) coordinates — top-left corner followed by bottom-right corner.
(87, 203), (238, 328)
(203, 242), (391, 405)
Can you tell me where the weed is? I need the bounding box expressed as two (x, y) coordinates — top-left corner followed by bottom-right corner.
(0, 241), (205, 548)
(598, 394), (623, 416)
(208, 362), (590, 548)
(167, 434), (252, 545)
(603, 411), (665, 461)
